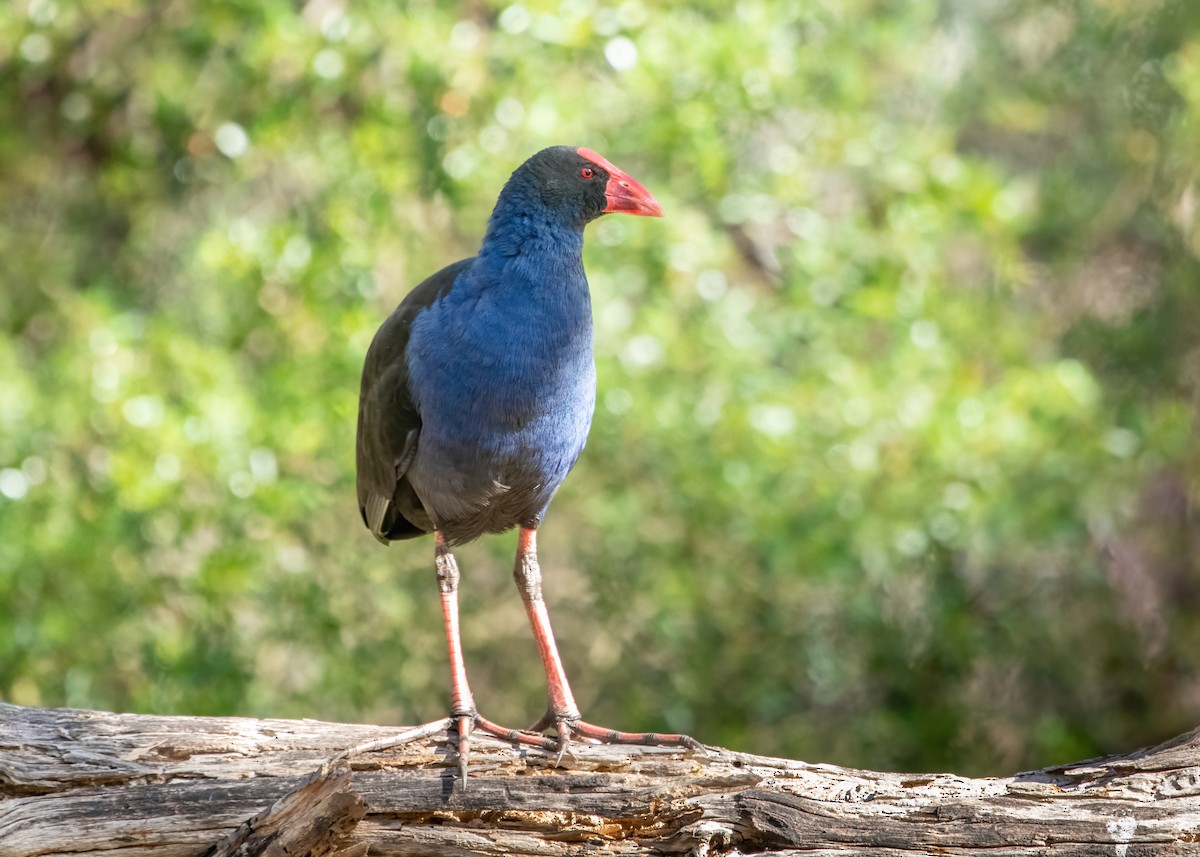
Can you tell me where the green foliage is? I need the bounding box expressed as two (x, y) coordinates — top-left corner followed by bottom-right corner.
(2, 0), (1198, 775)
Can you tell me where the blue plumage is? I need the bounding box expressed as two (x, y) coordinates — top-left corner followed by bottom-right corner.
(403, 219), (597, 541)
(356, 145), (654, 545)
(352, 146), (696, 784)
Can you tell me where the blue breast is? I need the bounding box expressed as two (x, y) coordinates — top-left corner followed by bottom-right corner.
(403, 232), (597, 541)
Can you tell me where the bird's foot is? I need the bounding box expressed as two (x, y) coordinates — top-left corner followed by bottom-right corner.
(332, 717), (457, 762)
(568, 720), (704, 751)
(528, 707), (704, 763)
(465, 713), (559, 748)
(454, 712), (561, 786)
(333, 711), (701, 788)
(332, 713), (558, 788)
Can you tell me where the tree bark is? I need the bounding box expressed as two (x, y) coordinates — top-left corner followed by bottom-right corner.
(1, 702), (1198, 856)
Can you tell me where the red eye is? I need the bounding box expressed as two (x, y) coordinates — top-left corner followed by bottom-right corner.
(580, 166), (595, 179)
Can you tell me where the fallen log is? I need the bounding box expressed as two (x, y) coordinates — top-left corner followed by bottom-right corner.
(1, 702), (1198, 856)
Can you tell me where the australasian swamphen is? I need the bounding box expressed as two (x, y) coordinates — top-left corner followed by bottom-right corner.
(353, 146), (700, 782)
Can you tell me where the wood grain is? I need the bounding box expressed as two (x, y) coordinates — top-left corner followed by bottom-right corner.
(2, 703), (1198, 856)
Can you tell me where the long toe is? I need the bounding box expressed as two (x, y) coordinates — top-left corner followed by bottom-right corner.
(333, 717), (455, 762)
(569, 720), (704, 751)
(473, 714), (560, 751)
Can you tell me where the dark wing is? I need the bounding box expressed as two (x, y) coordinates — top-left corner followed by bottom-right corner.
(356, 257), (473, 543)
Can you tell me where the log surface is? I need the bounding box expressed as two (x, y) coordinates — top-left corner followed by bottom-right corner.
(1, 702), (1198, 856)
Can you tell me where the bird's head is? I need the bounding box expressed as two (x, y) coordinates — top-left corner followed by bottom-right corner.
(505, 145), (663, 229)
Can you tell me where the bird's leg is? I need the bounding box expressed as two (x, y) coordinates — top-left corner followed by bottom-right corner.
(437, 532), (559, 780)
(336, 530), (558, 786)
(513, 528), (583, 745)
(434, 531), (477, 782)
(513, 528), (703, 757)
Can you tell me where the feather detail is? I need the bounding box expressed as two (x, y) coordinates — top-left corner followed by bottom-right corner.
(363, 494), (393, 545)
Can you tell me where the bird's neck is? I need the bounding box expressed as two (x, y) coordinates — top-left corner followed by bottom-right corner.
(442, 211), (593, 358)
(472, 203), (590, 314)
(477, 224), (584, 273)
(478, 188), (586, 262)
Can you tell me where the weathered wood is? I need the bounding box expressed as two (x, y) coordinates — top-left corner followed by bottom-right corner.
(1, 702), (1198, 856)
(202, 760), (365, 857)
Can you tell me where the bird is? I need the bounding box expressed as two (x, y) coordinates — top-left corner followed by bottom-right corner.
(353, 146), (700, 782)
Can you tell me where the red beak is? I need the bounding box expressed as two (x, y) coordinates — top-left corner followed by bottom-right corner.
(577, 147), (664, 218)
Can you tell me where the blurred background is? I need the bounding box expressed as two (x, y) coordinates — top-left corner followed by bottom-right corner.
(2, 0), (1199, 777)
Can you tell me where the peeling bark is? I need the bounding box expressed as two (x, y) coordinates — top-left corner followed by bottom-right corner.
(1, 702), (1198, 856)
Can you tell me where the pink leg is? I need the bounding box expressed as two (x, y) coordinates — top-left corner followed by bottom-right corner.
(435, 531), (477, 781)
(341, 531), (556, 788)
(436, 532), (558, 780)
(514, 528), (701, 753)
(514, 529), (582, 724)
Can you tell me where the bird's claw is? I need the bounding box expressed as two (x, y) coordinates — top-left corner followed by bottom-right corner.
(554, 717), (703, 755)
(455, 713), (473, 786)
(531, 703), (704, 762)
(448, 712), (563, 785)
(336, 711), (701, 790)
(552, 718), (578, 767)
